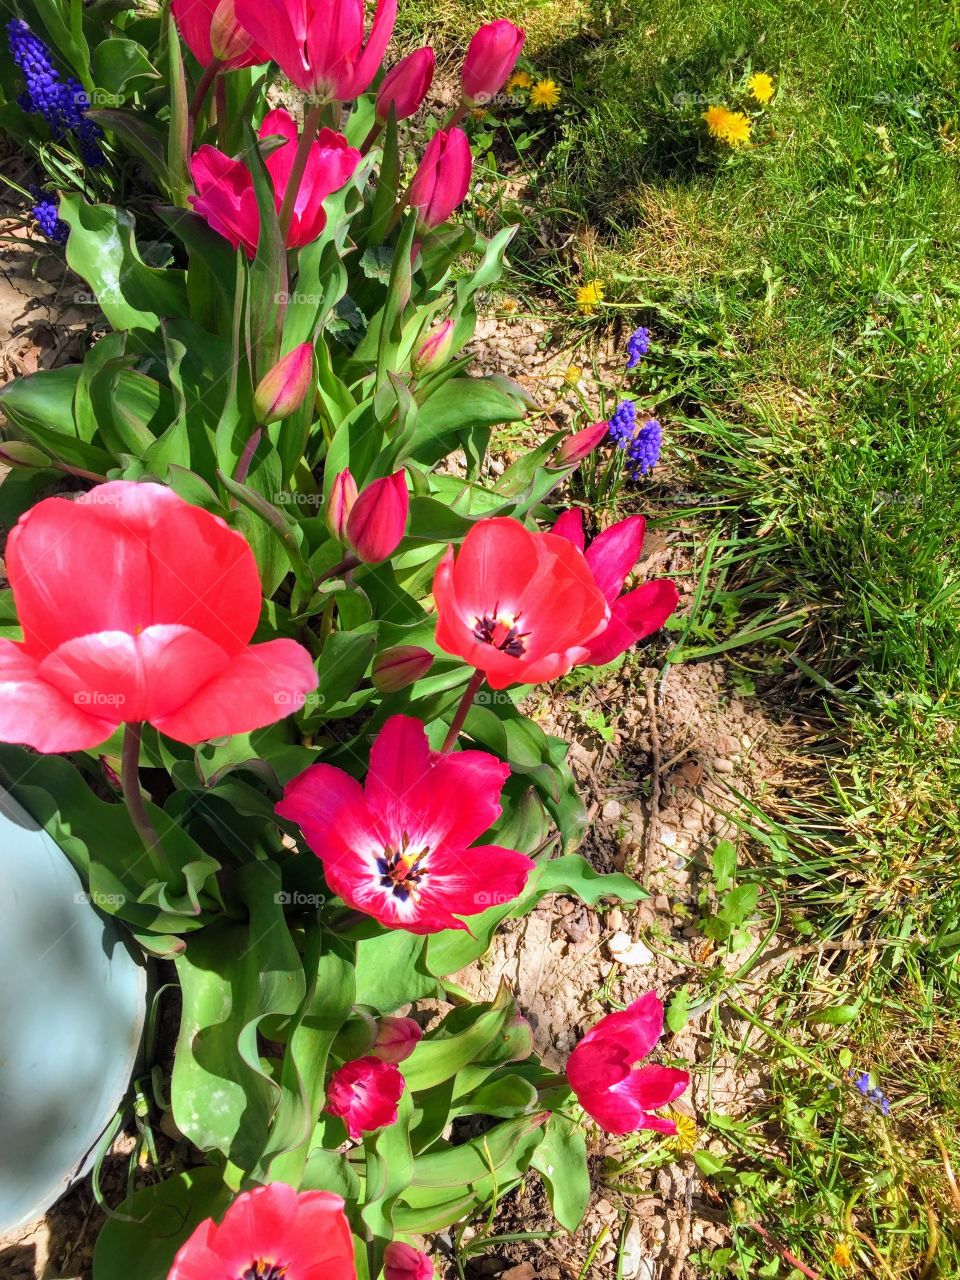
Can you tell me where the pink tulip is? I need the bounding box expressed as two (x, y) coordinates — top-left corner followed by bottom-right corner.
(384, 1242), (434, 1280)
(171, 0), (266, 68)
(371, 646), (434, 692)
(566, 992), (689, 1134)
(412, 318), (454, 376)
(371, 1016), (422, 1063)
(253, 342), (314, 423)
(551, 509), (679, 666)
(553, 420), (609, 467)
(461, 19), (525, 106)
(326, 468), (358, 542)
(235, 0), (396, 101)
(376, 47), (435, 123)
(189, 108), (360, 255)
(325, 1056), (404, 1139)
(344, 471), (408, 564)
(408, 129), (472, 232)
(0, 482), (318, 752)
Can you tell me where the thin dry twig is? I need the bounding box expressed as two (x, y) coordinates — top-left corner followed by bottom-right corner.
(644, 675), (662, 873)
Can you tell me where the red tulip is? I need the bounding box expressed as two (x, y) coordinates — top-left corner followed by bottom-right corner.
(412, 318), (454, 376)
(461, 20), (525, 106)
(167, 1182), (356, 1280)
(189, 108), (360, 255)
(551, 509), (679, 666)
(253, 342), (314, 423)
(0, 482), (317, 752)
(553, 420), (608, 467)
(344, 471), (408, 564)
(566, 991), (690, 1135)
(371, 645), (434, 692)
(376, 47), (435, 123)
(326, 468), (358, 541)
(235, 0), (396, 101)
(171, 0), (266, 69)
(325, 1055), (404, 1139)
(276, 714), (533, 933)
(384, 1242), (434, 1280)
(433, 517), (609, 689)
(371, 1016), (422, 1063)
(408, 129), (472, 232)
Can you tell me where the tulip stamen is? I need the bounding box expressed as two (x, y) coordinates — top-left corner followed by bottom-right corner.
(377, 832), (430, 901)
(472, 607), (530, 657)
(240, 1262), (289, 1280)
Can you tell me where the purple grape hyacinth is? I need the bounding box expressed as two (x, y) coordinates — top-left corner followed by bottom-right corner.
(31, 195), (69, 243)
(607, 400), (662, 479)
(626, 326), (651, 369)
(7, 19), (104, 164)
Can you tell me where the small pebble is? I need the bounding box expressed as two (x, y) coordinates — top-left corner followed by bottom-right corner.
(602, 799), (622, 822)
(712, 758), (734, 774)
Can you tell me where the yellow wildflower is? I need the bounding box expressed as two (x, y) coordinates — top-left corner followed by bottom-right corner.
(530, 79), (561, 110)
(831, 1241), (853, 1269)
(500, 296), (520, 315)
(563, 365), (583, 385)
(575, 281), (604, 316)
(703, 105), (752, 147)
(665, 1109), (698, 1153)
(747, 71), (775, 105)
(507, 70), (533, 93)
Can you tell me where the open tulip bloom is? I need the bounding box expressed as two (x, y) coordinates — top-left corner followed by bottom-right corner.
(0, 481), (317, 752)
(566, 992), (690, 1134)
(168, 1182), (357, 1280)
(190, 109), (361, 255)
(276, 714), (534, 932)
(325, 1055), (405, 1138)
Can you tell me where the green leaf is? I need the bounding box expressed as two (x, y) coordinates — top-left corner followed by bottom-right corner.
(666, 986), (690, 1034)
(408, 376), (525, 467)
(402, 987), (516, 1092)
(354, 930), (438, 1011)
(92, 1168), (233, 1280)
(362, 1091), (415, 1252)
(91, 38), (160, 94)
(59, 194), (188, 336)
(530, 1114), (590, 1231)
(712, 840), (737, 893)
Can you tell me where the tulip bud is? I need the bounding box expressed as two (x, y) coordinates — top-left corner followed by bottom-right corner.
(376, 47), (436, 124)
(412, 318), (454, 377)
(252, 343), (314, 424)
(209, 0), (254, 62)
(552, 420), (609, 467)
(371, 646), (434, 693)
(0, 440), (53, 469)
(462, 20), (525, 106)
(345, 471), (408, 564)
(371, 1015), (423, 1063)
(408, 129), (472, 232)
(384, 1242), (434, 1280)
(326, 468), (358, 542)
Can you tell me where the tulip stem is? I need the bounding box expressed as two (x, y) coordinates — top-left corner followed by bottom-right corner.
(233, 426), (263, 487)
(443, 100), (468, 130)
(277, 100), (325, 242)
(441, 669), (486, 752)
(121, 722), (173, 882)
(359, 122), (382, 155)
(316, 553), (361, 585)
(187, 59), (222, 142)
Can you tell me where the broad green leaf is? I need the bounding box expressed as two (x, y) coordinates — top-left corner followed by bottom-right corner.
(530, 1114), (590, 1231)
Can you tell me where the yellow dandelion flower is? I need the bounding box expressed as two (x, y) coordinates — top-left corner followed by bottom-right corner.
(665, 1109), (698, 1153)
(747, 71), (775, 105)
(530, 79), (561, 111)
(831, 1241), (853, 1269)
(563, 365), (583, 385)
(575, 281), (604, 316)
(703, 105), (751, 147)
(507, 70), (533, 93)
(500, 296), (520, 315)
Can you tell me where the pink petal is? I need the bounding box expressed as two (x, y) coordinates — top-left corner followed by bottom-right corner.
(584, 579), (679, 666)
(150, 639), (317, 742)
(7, 482), (262, 659)
(276, 761), (374, 861)
(584, 515), (646, 604)
(365, 714), (433, 826)
(340, 0), (397, 98)
(620, 1063), (690, 1112)
(0, 639), (117, 752)
(423, 843), (534, 919)
(235, 0), (311, 90)
(551, 508), (585, 552)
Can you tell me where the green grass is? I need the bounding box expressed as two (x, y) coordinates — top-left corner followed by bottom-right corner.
(405, 0), (960, 1272)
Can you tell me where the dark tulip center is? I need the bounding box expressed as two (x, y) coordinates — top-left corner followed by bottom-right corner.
(472, 606), (529, 658)
(240, 1263), (288, 1280)
(377, 832), (429, 902)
